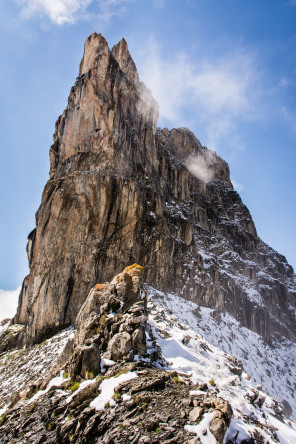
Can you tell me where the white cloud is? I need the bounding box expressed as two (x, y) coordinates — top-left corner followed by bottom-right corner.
(15, 0), (130, 25)
(16, 0), (92, 24)
(138, 39), (260, 152)
(0, 287), (21, 321)
(190, 58), (252, 115)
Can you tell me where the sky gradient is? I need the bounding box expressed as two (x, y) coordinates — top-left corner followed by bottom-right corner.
(0, 1), (296, 313)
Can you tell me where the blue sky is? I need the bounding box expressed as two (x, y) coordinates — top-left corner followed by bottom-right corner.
(0, 0), (296, 303)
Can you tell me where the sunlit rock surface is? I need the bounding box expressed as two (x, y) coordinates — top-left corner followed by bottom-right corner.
(13, 33), (296, 346)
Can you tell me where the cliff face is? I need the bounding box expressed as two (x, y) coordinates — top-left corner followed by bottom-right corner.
(15, 32), (296, 345)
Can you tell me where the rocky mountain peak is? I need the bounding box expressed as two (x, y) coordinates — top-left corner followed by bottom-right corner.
(111, 37), (139, 85)
(11, 32), (296, 348)
(79, 32), (109, 76)
(50, 33), (158, 175)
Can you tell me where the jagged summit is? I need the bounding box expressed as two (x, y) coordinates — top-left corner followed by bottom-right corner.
(79, 34), (138, 84)
(111, 37), (140, 85)
(79, 32), (109, 76)
(10, 33), (296, 348)
(49, 32), (158, 176)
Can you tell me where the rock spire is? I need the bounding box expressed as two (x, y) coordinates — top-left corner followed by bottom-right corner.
(13, 33), (296, 346)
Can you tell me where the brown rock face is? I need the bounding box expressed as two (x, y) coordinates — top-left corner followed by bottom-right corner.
(15, 32), (296, 345)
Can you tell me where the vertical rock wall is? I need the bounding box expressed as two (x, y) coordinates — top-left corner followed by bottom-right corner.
(14, 33), (296, 345)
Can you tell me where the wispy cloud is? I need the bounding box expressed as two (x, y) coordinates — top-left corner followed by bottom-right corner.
(231, 179), (244, 192)
(96, 0), (132, 22)
(138, 39), (260, 152)
(186, 151), (218, 184)
(16, 0), (92, 24)
(138, 37), (296, 153)
(0, 287), (21, 321)
(15, 0), (131, 25)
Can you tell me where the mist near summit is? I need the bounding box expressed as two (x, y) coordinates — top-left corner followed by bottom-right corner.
(185, 151), (217, 184)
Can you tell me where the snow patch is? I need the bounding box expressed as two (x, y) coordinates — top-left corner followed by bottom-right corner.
(185, 412), (216, 443)
(90, 372), (138, 411)
(65, 378), (95, 404)
(28, 371), (67, 403)
(148, 286), (296, 422)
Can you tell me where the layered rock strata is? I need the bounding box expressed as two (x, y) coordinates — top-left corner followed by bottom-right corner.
(14, 32), (296, 345)
(0, 366), (233, 444)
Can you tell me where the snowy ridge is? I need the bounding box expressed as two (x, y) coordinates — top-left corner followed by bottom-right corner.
(0, 326), (75, 411)
(148, 286), (296, 442)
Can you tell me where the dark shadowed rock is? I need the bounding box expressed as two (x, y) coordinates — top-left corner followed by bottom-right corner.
(131, 326), (147, 355)
(282, 399), (293, 419)
(70, 343), (100, 379)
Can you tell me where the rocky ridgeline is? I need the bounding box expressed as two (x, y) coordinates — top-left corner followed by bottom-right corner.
(0, 265), (237, 444)
(13, 32), (296, 346)
(0, 369), (233, 444)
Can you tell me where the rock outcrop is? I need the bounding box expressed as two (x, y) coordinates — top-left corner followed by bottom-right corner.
(69, 263), (148, 378)
(14, 32), (296, 345)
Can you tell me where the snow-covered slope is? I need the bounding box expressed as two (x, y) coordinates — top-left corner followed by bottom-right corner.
(148, 287), (296, 423)
(148, 286), (296, 442)
(0, 325), (75, 412)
